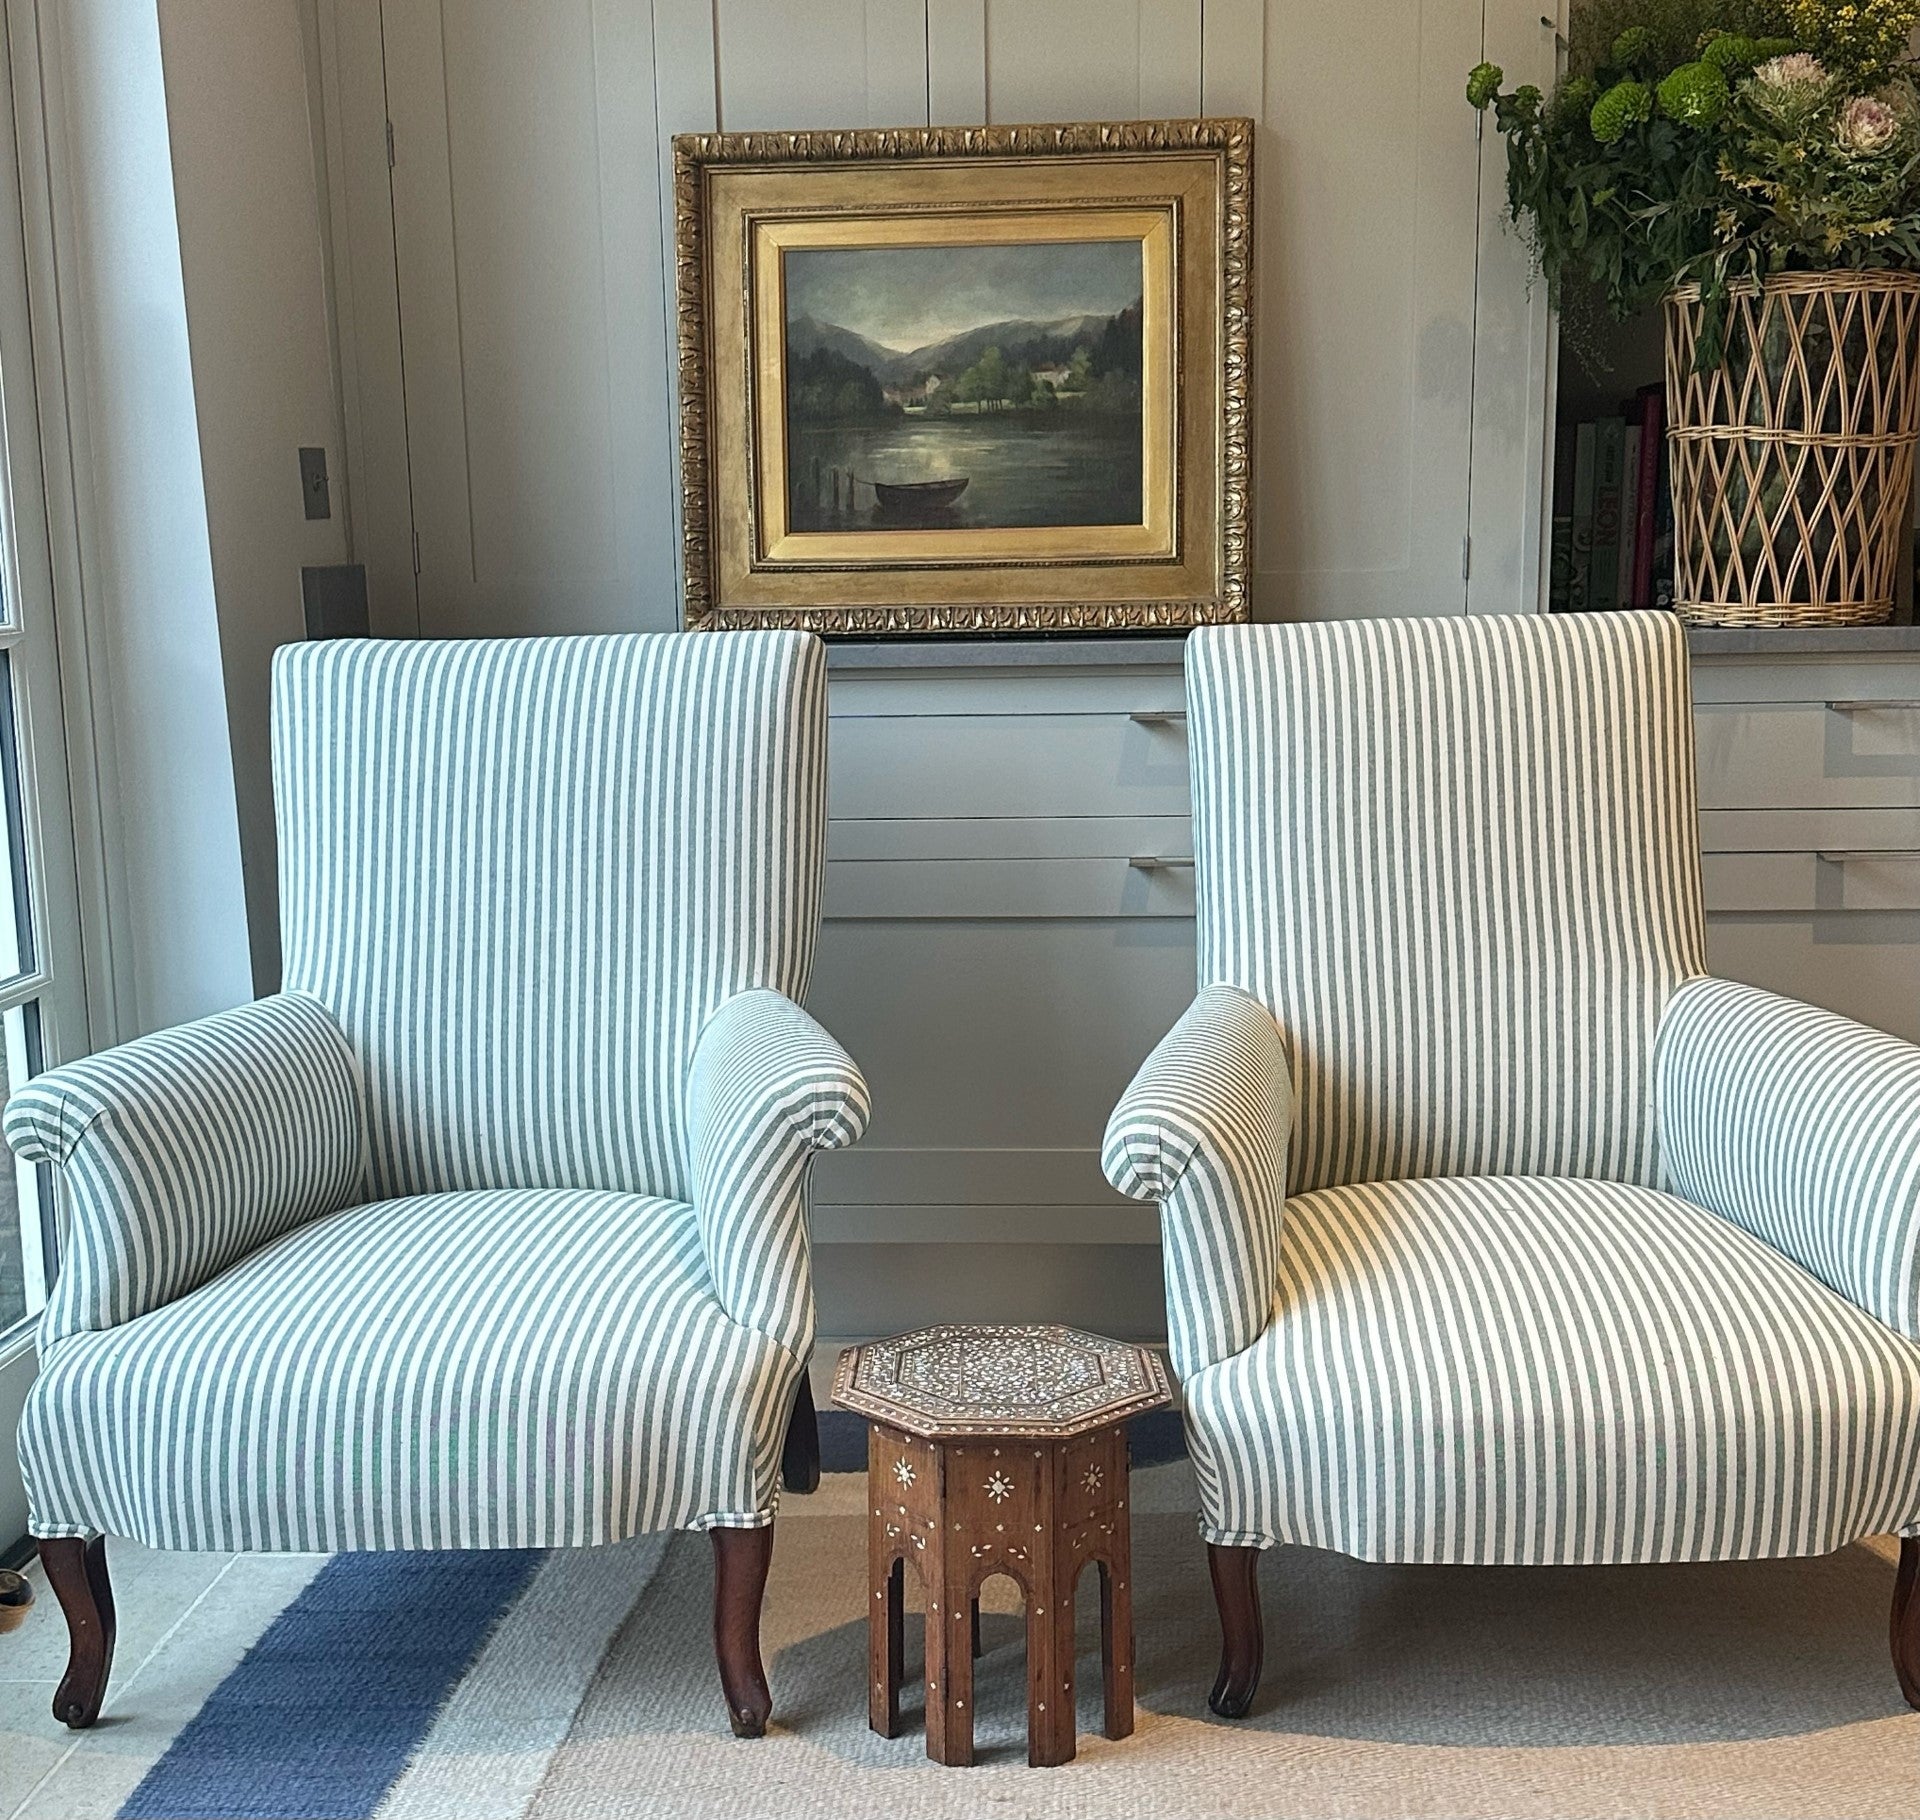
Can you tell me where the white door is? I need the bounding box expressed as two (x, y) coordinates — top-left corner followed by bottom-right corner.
(0, 11), (95, 1549)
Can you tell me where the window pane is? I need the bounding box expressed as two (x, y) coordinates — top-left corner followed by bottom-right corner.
(0, 648), (32, 983)
(0, 1000), (47, 1336)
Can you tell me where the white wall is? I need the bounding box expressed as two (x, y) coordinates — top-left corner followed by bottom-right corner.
(322, 0), (1550, 640)
(157, 0), (351, 992)
(27, 0), (253, 1035)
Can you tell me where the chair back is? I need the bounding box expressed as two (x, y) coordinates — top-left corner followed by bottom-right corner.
(273, 631), (826, 1202)
(1186, 611), (1707, 1193)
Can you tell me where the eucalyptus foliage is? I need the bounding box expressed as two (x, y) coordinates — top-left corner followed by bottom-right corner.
(1469, 2), (1920, 364)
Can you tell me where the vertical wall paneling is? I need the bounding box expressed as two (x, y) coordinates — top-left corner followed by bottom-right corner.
(646, 0), (718, 623)
(383, 0), (678, 636)
(313, 0), (416, 634)
(1466, 0), (1562, 615)
(864, 0), (932, 126)
(1199, 0), (1263, 119)
(1137, 0), (1202, 118)
(1248, 0), (1481, 619)
(926, 0), (985, 126)
(981, 1), (1200, 125)
(715, 0), (918, 130)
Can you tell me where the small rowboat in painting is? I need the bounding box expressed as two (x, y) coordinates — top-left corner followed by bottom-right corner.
(869, 475), (969, 511)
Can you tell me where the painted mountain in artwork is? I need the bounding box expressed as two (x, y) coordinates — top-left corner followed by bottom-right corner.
(786, 308), (1129, 385)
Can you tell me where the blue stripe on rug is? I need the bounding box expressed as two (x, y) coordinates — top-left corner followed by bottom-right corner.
(120, 1549), (543, 1820)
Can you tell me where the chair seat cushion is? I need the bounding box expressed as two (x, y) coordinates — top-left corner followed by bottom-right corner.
(21, 1188), (797, 1551)
(1183, 1175), (1920, 1564)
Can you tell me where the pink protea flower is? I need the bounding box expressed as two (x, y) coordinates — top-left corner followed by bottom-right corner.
(1755, 51), (1827, 89)
(1839, 94), (1903, 154)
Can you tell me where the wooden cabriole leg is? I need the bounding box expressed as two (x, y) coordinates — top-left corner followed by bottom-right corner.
(781, 1375), (821, 1495)
(1206, 1542), (1263, 1719)
(710, 1525), (775, 1737)
(39, 1536), (115, 1730)
(1894, 1536), (1919, 1711)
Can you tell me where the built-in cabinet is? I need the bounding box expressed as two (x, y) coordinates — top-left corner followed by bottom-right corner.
(811, 636), (1920, 1343)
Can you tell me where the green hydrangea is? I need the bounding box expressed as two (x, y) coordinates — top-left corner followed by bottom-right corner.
(1700, 33), (1756, 70)
(1548, 75), (1600, 131)
(1611, 25), (1655, 67)
(1466, 60), (1503, 109)
(1590, 78), (1654, 142)
(1658, 58), (1730, 126)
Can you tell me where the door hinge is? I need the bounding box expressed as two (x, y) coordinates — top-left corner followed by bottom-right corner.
(1462, 533), (1472, 582)
(411, 529), (421, 576)
(386, 119), (396, 169)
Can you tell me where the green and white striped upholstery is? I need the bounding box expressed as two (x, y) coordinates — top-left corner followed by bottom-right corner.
(1184, 1174), (1920, 1560)
(1109, 610), (1920, 1562)
(19, 1188), (799, 1548)
(274, 633), (829, 1204)
(1101, 984), (1290, 1380)
(9, 631), (865, 1550)
(4, 993), (364, 1344)
(1186, 610), (1707, 1192)
(1658, 976), (1920, 1342)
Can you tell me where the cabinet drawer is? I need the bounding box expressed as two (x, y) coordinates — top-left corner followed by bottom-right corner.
(826, 712), (1191, 820)
(828, 815), (1190, 863)
(1704, 850), (1920, 912)
(1706, 915), (1920, 1045)
(825, 855), (1196, 919)
(1695, 700), (1920, 810)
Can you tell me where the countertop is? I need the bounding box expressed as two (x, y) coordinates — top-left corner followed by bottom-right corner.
(822, 620), (1920, 671)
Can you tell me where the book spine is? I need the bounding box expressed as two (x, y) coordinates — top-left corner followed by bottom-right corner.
(1548, 423), (1576, 612)
(1589, 418), (1625, 614)
(1568, 422), (1598, 612)
(1618, 425), (1641, 608)
(1631, 389), (1665, 609)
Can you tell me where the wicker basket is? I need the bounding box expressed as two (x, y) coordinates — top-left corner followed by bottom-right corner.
(1664, 270), (1920, 627)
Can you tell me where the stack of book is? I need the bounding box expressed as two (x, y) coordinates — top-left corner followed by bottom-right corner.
(1549, 385), (1672, 613)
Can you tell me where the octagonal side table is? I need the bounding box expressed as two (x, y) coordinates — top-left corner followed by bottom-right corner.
(832, 1323), (1170, 1768)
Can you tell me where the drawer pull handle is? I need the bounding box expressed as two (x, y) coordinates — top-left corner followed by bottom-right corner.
(1817, 849), (1920, 863)
(1130, 855), (1195, 871)
(1128, 710), (1187, 727)
(1825, 699), (1920, 713)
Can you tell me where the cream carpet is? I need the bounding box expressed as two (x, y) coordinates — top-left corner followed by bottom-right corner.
(527, 1469), (1920, 1820)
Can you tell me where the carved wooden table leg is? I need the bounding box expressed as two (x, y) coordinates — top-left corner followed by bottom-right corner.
(869, 1548), (904, 1736)
(925, 1535), (976, 1766)
(1098, 1448), (1136, 1741)
(836, 1325), (1170, 1772)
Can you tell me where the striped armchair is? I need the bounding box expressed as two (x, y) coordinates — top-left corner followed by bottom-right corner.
(1104, 611), (1920, 1716)
(10, 631), (867, 1736)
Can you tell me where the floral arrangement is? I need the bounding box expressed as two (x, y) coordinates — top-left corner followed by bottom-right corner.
(1468, 1), (1920, 362)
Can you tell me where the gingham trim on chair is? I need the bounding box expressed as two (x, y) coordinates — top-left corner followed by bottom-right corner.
(1101, 985), (1290, 1380)
(1182, 1173), (1920, 1561)
(686, 988), (870, 1361)
(1186, 612), (1707, 1194)
(19, 1187), (796, 1549)
(4, 993), (366, 1344)
(1658, 975), (1920, 1341)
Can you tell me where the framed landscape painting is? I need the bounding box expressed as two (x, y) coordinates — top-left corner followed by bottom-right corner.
(673, 119), (1251, 634)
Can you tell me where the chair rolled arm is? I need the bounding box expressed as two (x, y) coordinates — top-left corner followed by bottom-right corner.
(686, 988), (870, 1357)
(4, 992), (366, 1343)
(1101, 984), (1291, 1379)
(1657, 975), (1920, 1340)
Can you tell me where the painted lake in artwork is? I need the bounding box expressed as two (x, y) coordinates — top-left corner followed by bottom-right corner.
(790, 416), (1142, 530)
(782, 237), (1145, 533)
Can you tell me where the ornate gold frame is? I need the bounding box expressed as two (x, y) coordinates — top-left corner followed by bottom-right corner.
(673, 119), (1252, 634)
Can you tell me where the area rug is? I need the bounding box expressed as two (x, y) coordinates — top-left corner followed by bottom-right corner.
(104, 1466), (1920, 1820)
